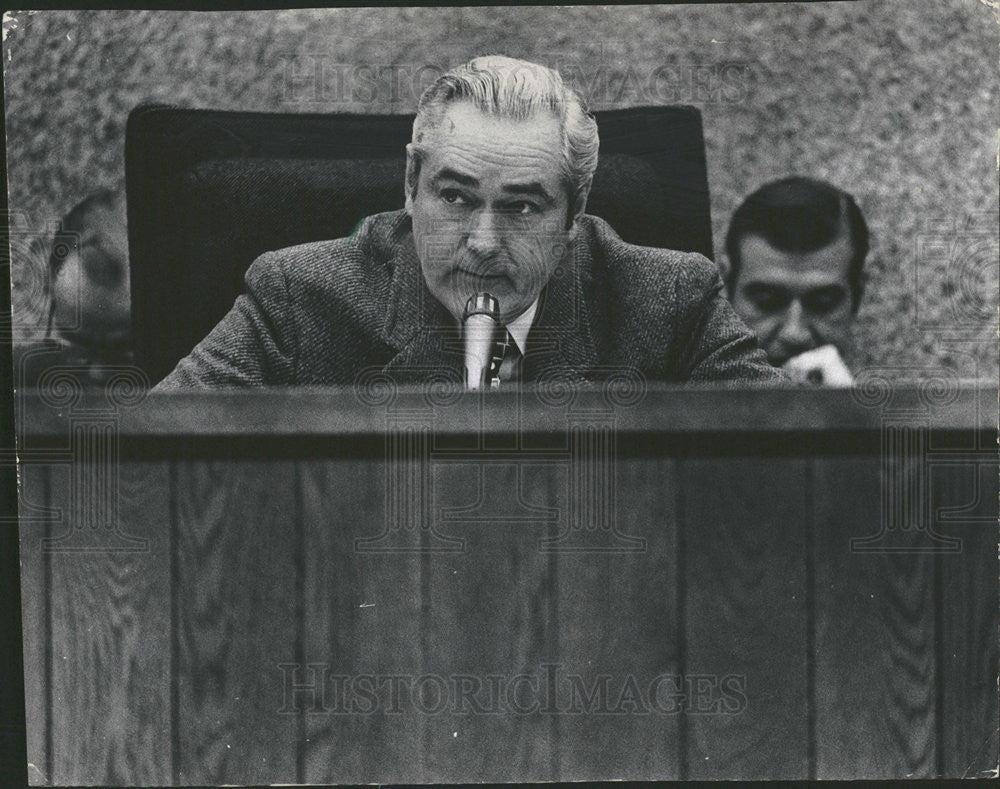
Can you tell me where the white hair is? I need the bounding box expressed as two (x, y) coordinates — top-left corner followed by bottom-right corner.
(410, 55), (599, 204)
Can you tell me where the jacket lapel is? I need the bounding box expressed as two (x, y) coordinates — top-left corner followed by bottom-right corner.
(378, 215), (598, 386)
(522, 230), (599, 384)
(379, 221), (464, 385)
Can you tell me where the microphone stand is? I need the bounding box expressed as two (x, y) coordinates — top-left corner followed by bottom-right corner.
(462, 293), (502, 390)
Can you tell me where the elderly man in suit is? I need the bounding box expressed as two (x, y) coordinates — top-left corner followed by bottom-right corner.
(158, 56), (781, 389)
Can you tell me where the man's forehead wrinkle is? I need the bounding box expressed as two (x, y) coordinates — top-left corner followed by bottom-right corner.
(501, 181), (552, 198)
(430, 167), (480, 187)
(741, 233), (853, 265)
(742, 274), (850, 293)
(746, 266), (850, 290)
(435, 146), (561, 171)
(428, 162), (556, 206)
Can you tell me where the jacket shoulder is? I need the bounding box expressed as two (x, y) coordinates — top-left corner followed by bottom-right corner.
(246, 211), (404, 314)
(578, 214), (722, 313)
(253, 211), (400, 283)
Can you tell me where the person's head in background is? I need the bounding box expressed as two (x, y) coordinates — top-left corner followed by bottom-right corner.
(46, 188), (131, 363)
(724, 176), (868, 385)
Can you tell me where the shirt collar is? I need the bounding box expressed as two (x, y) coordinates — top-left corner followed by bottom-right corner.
(505, 299), (538, 356)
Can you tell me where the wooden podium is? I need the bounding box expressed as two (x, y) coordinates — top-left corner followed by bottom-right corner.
(16, 384), (998, 784)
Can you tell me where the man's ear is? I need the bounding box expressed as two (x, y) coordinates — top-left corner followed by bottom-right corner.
(569, 176), (593, 229)
(404, 144), (419, 215)
(852, 267), (868, 314)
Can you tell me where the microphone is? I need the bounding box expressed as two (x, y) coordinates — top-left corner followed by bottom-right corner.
(462, 292), (501, 390)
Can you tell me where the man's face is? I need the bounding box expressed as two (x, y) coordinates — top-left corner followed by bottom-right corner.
(730, 233), (855, 366)
(406, 101), (579, 325)
(51, 202), (131, 349)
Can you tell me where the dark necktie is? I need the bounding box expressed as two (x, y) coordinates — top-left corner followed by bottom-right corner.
(487, 330), (522, 387)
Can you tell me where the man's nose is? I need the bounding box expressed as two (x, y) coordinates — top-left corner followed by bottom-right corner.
(776, 300), (814, 349)
(466, 210), (503, 258)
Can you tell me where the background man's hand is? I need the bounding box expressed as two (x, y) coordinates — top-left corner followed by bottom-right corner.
(782, 344), (854, 387)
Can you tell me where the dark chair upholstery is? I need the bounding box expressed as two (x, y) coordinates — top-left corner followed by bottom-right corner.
(125, 105), (713, 383)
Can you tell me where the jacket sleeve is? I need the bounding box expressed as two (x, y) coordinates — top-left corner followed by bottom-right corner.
(675, 253), (788, 387)
(154, 252), (298, 389)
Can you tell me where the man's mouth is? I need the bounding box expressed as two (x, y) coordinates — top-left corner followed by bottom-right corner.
(456, 266), (507, 282)
(770, 346), (813, 367)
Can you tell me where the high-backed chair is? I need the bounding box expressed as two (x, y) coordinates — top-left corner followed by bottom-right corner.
(125, 105), (713, 383)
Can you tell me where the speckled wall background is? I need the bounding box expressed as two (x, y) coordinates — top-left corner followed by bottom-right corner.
(4, 2), (997, 379)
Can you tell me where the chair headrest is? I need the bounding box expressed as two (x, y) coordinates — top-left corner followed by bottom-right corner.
(126, 105), (712, 381)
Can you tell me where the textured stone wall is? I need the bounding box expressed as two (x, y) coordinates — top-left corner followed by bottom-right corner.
(4, 2), (997, 378)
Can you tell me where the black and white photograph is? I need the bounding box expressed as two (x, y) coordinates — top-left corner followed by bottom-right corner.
(2, 2), (998, 784)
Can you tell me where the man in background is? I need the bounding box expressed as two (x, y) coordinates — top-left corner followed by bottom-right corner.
(723, 176), (869, 386)
(13, 189), (133, 388)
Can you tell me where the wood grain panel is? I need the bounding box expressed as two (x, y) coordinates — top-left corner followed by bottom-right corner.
(553, 453), (680, 781)
(936, 457), (998, 778)
(16, 388), (993, 784)
(420, 459), (558, 782)
(300, 455), (427, 784)
(813, 455), (937, 778)
(48, 459), (172, 784)
(681, 453), (809, 779)
(174, 459), (299, 784)
(16, 462), (52, 785)
(22, 388), (989, 438)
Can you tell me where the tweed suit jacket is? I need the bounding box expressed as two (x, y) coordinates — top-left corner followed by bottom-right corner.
(157, 210), (783, 389)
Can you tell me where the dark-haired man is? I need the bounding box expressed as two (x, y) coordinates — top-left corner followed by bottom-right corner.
(724, 176), (869, 386)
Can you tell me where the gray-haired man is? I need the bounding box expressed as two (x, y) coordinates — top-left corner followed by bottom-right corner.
(159, 56), (781, 389)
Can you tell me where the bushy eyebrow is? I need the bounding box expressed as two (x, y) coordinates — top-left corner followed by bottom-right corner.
(742, 282), (789, 292)
(429, 169), (555, 205)
(430, 168), (479, 188)
(501, 181), (555, 204)
(742, 280), (846, 292)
